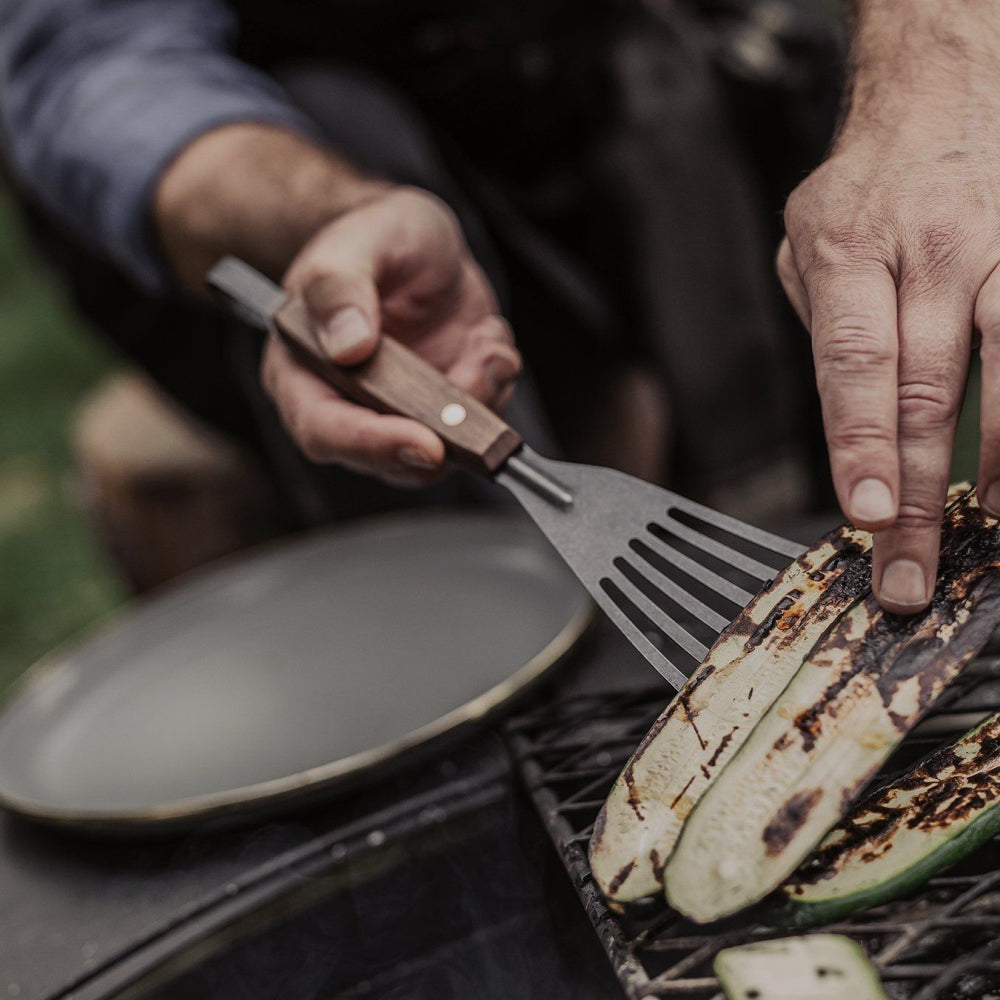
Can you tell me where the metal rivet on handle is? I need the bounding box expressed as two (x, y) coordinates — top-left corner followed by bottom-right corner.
(440, 403), (467, 427)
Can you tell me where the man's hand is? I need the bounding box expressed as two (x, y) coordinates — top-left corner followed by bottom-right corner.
(156, 125), (520, 487)
(778, 1), (1000, 614)
(266, 187), (521, 487)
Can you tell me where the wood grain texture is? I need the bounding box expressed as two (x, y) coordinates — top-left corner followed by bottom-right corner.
(274, 297), (522, 475)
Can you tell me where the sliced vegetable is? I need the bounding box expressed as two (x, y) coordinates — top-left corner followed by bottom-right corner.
(771, 711), (1000, 928)
(714, 935), (888, 1000)
(589, 520), (872, 902)
(665, 491), (1000, 924)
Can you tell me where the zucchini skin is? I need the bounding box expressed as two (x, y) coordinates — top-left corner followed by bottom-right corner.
(770, 712), (1000, 928)
(589, 520), (872, 903)
(665, 491), (1000, 924)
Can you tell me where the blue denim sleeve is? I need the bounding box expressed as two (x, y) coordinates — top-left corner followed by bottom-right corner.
(0, 0), (314, 291)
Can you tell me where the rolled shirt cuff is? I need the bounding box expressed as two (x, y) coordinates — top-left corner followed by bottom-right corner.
(64, 87), (316, 293)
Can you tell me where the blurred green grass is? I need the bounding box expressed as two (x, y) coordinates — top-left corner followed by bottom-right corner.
(956, 360), (982, 485)
(0, 187), (125, 693)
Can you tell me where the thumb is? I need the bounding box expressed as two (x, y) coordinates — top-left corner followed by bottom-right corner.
(300, 271), (381, 366)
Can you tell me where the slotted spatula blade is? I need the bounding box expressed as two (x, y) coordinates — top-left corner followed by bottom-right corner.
(497, 446), (805, 688)
(207, 257), (807, 690)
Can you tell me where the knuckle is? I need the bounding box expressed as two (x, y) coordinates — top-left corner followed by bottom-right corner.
(301, 273), (336, 315)
(897, 224), (981, 298)
(782, 185), (805, 224)
(909, 219), (965, 272)
(897, 379), (960, 430)
(783, 203), (896, 281)
(806, 226), (893, 276)
(459, 261), (499, 313)
(491, 315), (516, 347)
(288, 252), (332, 295)
(340, 420), (383, 462)
(393, 187), (462, 244)
(816, 223), (876, 260)
(892, 501), (943, 533)
(782, 181), (821, 234)
(826, 425), (895, 453)
(781, 165), (899, 277)
(301, 271), (354, 315)
(815, 325), (895, 373)
(474, 315), (517, 354)
(775, 241), (799, 288)
(297, 423), (330, 464)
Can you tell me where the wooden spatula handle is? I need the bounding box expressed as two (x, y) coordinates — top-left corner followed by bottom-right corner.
(272, 295), (523, 476)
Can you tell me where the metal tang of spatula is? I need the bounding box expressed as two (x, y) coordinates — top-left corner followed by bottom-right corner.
(207, 256), (807, 690)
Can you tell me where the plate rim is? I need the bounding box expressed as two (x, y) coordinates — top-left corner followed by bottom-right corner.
(0, 508), (594, 831)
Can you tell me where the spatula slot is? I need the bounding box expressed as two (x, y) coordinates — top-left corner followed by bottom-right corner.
(648, 521), (765, 594)
(613, 556), (723, 650)
(628, 538), (742, 630)
(641, 526), (757, 609)
(599, 577), (703, 676)
(667, 508), (798, 572)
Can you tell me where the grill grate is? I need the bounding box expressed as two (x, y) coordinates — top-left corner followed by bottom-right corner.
(505, 658), (1000, 1000)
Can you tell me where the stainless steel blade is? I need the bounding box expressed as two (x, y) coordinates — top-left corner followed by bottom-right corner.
(496, 447), (806, 689)
(206, 257), (286, 329)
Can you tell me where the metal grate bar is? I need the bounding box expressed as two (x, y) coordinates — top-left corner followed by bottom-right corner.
(505, 660), (1000, 1000)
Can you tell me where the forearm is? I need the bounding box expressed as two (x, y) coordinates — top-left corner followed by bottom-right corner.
(154, 124), (388, 294)
(843, 1), (1000, 137)
(0, 0), (336, 292)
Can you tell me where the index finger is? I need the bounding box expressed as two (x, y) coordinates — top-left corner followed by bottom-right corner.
(805, 262), (901, 530)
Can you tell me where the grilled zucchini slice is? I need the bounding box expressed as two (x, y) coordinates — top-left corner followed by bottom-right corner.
(665, 491), (1000, 924)
(771, 711), (1000, 927)
(589, 521), (871, 902)
(714, 935), (888, 1000)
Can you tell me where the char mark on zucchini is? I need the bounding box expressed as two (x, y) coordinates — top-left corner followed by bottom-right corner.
(589, 518), (875, 903)
(664, 489), (1000, 925)
(771, 710), (1000, 928)
(763, 788), (824, 856)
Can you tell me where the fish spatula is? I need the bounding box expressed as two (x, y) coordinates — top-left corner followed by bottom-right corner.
(208, 256), (807, 690)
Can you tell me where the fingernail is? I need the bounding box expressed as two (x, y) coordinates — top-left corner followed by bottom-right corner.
(983, 482), (1000, 516)
(321, 307), (370, 358)
(880, 559), (929, 610)
(849, 478), (895, 524)
(398, 446), (438, 471)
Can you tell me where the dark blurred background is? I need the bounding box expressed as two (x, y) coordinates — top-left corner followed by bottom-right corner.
(0, 0), (983, 698)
